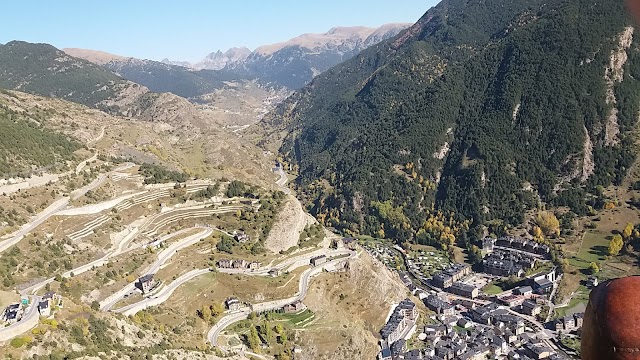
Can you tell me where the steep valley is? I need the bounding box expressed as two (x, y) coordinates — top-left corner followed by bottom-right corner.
(2, 0), (640, 359)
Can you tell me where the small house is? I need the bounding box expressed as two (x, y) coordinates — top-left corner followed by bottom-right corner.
(38, 300), (51, 317)
(42, 291), (56, 301)
(533, 278), (553, 294)
(514, 286), (533, 296)
(342, 237), (357, 250)
(4, 310), (18, 324)
(136, 274), (154, 294)
(310, 255), (327, 267)
(521, 300), (541, 316)
(283, 300), (306, 314)
(379, 347), (392, 360)
(269, 268), (282, 277)
(457, 318), (473, 329)
(234, 231), (250, 243)
(226, 297), (241, 311)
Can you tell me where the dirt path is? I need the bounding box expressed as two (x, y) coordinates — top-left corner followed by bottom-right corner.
(264, 195), (315, 253)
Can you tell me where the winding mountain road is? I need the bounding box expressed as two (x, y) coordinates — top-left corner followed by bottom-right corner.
(101, 227), (213, 311)
(116, 268), (212, 316)
(208, 251), (356, 348)
(0, 162), (135, 254)
(274, 167), (290, 195)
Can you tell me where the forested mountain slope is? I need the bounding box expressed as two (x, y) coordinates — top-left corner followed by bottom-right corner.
(268, 0), (640, 243)
(0, 41), (127, 107)
(0, 95), (83, 177)
(102, 58), (242, 99)
(0, 42), (224, 131)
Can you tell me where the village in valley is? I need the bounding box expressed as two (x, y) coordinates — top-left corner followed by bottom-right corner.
(364, 235), (591, 360)
(0, 149), (617, 360)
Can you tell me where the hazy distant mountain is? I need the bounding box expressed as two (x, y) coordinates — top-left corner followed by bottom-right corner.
(103, 57), (238, 98)
(162, 23), (411, 89)
(193, 47), (252, 70)
(63, 23), (410, 98)
(160, 58), (192, 68)
(231, 24), (411, 88)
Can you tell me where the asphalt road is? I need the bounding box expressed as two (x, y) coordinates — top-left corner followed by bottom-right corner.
(0, 198), (70, 253)
(150, 227), (213, 274)
(275, 167), (290, 195)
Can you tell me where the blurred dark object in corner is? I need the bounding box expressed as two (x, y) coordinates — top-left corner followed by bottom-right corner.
(627, 0), (640, 23)
(582, 277), (640, 359)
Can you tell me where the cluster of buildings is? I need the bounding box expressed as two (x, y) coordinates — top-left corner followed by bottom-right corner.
(1, 292), (61, 325)
(381, 320), (565, 360)
(217, 259), (261, 271)
(470, 303), (526, 330)
(363, 240), (574, 360)
(483, 237), (551, 259)
(431, 264), (471, 289)
(482, 250), (537, 278)
(554, 313), (584, 333)
(379, 299), (418, 357)
(497, 285), (539, 307)
(225, 296), (307, 315)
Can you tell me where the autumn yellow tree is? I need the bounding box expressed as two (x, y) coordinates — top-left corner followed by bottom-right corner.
(608, 234), (624, 256)
(623, 223), (634, 240)
(210, 303), (222, 316)
(532, 226), (544, 241)
(199, 305), (212, 323)
(536, 211), (560, 237)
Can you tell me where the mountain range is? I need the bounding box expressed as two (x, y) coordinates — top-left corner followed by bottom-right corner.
(67, 23), (410, 93)
(265, 0), (639, 241)
(2, 1), (636, 244)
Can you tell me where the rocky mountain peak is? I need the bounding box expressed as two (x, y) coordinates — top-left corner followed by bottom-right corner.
(193, 47), (251, 70)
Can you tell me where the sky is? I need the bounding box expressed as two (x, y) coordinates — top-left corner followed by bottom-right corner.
(0, 1), (437, 62)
